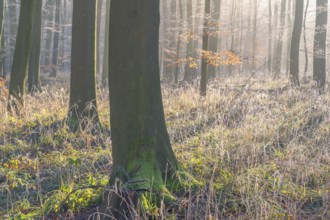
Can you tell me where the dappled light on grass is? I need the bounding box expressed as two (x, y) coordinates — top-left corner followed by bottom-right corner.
(0, 76), (330, 219)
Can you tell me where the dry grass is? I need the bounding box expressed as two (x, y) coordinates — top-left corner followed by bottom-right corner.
(0, 75), (329, 219)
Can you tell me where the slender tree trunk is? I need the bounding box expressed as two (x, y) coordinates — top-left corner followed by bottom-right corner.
(96, 0), (103, 75)
(272, 0), (286, 78)
(228, 0), (236, 76)
(0, 0), (4, 77)
(108, 0), (180, 217)
(174, 0), (183, 84)
(44, 0), (55, 68)
(208, 0), (221, 79)
(286, 0), (293, 75)
(290, 0), (304, 86)
(200, 0), (211, 97)
(28, 0), (42, 93)
(183, 0), (194, 82)
(50, 0), (61, 77)
(69, 0), (100, 129)
(251, 0), (257, 72)
(101, 0), (110, 87)
(8, 0), (35, 113)
(0, 27), (6, 78)
(268, 0), (272, 73)
(163, 0), (176, 82)
(8, 0), (18, 71)
(303, 0), (310, 80)
(313, 0), (328, 91)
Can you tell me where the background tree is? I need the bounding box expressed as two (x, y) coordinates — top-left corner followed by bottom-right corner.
(272, 0), (286, 78)
(313, 0), (328, 91)
(101, 0), (110, 87)
(8, 0), (35, 113)
(289, 0), (304, 86)
(42, 0), (55, 69)
(0, 0), (4, 77)
(268, 0), (272, 73)
(50, 0), (61, 77)
(69, 0), (99, 128)
(108, 0), (180, 216)
(303, 0), (310, 79)
(200, 0), (211, 97)
(208, 0), (221, 79)
(28, 0), (42, 93)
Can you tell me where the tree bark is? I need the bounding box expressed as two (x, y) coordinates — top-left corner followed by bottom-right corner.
(303, 0), (310, 80)
(289, 0), (304, 86)
(44, 0), (55, 68)
(28, 0), (42, 93)
(208, 0), (221, 79)
(200, 0), (211, 97)
(8, 0), (35, 113)
(50, 0), (61, 77)
(268, 0), (272, 73)
(69, 0), (100, 129)
(272, 0), (286, 78)
(101, 0), (110, 87)
(174, 0), (183, 84)
(183, 0), (195, 82)
(96, 0), (103, 75)
(313, 0), (328, 91)
(108, 0), (180, 217)
(0, 0), (4, 78)
(251, 0), (257, 72)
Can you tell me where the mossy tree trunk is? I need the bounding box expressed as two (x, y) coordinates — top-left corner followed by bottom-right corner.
(200, 0), (211, 97)
(28, 0), (42, 93)
(313, 0), (328, 92)
(108, 0), (180, 217)
(8, 0), (35, 113)
(289, 0), (303, 86)
(50, 0), (61, 77)
(69, 0), (100, 129)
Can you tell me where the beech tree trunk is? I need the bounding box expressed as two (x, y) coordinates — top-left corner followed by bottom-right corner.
(50, 0), (61, 77)
(8, 0), (35, 113)
(28, 0), (42, 93)
(208, 0), (221, 79)
(69, 0), (100, 129)
(200, 0), (211, 97)
(289, 0), (304, 86)
(101, 0), (110, 87)
(108, 0), (180, 217)
(272, 0), (286, 78)
(0, 0), (4, 77)
(313, 0), (328, 91)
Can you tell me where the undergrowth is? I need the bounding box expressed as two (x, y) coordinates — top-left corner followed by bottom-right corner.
(0, 75), (329, 219)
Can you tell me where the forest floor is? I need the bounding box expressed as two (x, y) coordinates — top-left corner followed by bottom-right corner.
(0, 75), (329, 219)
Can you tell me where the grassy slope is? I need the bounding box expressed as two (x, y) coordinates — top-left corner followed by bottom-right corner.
(0, 76), (329, 219)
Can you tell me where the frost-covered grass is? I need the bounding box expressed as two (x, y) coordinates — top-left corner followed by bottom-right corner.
(0, 75), (329, 219)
